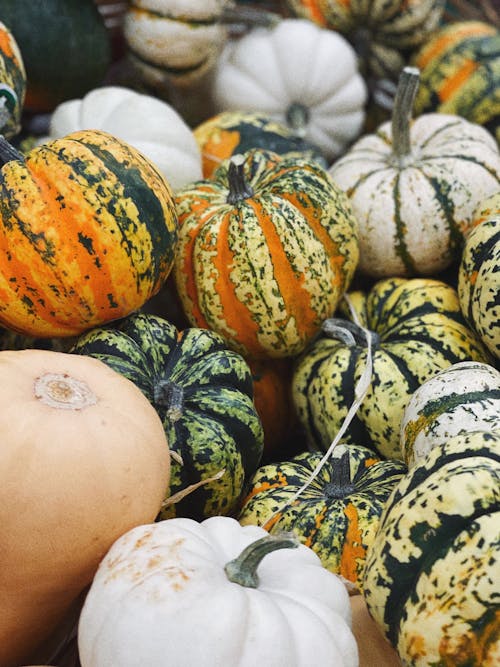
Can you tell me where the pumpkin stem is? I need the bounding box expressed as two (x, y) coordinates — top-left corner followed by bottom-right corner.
(322, 317), (380, 350)
(154, 380), (184, 422)
(324, 450), (356, 499)
(227, 156), (254, 204)
(285, 102), (309, 137)
(224, 533), (299, 588)
(220, 4), (281, 29)
(391, 66), (420, 166)
(0, 134), (24, 165)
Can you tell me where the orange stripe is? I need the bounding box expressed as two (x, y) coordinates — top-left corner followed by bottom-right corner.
(339, 502), (367, 585)
(0, 26), (15, 60)
(438, 59), (477, 102)
(415, 23), (495, 69)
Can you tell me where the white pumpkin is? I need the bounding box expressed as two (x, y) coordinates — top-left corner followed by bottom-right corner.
(43, 85), (203, 191)
(400, 360), (500, 468)
(212, 18), (368, 160)
(78, 516), (358, 667)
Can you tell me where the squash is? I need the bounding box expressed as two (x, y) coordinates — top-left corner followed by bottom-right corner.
(239, 443), (407, 590)
(329, 66), (500, 278)
(412, 21), (500, 143)
(285, 0), (445, 80)
(70, 311), (264, 521)
(193, 110), (327, 178)
(174, 149), (359, 359)
(292, 277), (491, 461)
(362, 429), (500, 666)
(212, 18), (368, 161)
(0, 348), (170, 667)
(0, 0), (111, 112)
(0, 129), (179, 338)
(78, 515), (359, 666)
(0, 20), (25, 138)
(458, 191), (500, 360)
(400, 360), (500, 468)
(42, 86), (203, 192)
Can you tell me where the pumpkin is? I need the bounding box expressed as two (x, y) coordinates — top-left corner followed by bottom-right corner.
(239, 443), (407, 590)
(42, 85), (203, 192)
(212, 18), (368, 161)
(0, 348), (170, 667)
(362, 429), (500, 666)
(193, 110), (327, 178)
(78, 515), (359, 666)
(0, 326), (72, 353)
(0, 129), (179, 338)
(412, 21), (500, 142)
(174, 149), (359, 359)
(458, 191), (500, 360)
(0, 0), (111, 112)
(69, 311), (264, 521)
(330, 66), (500, 279)
(292, 277), (491, 461)
(285, 0), (445, 80)
(400, 360), (500, 468)
(0, 20), (25, 139)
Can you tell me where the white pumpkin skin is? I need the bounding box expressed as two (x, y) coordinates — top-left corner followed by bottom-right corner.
(400, 360), (500, 468)
(44, 86), (203, 191)
(78, 516), (358, 667)
(213, 19), (368, 161)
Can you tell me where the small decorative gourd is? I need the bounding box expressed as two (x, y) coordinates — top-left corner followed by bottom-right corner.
(213, 18), (368, 161)
(0, 20), (25, 138)
(330, 66), (500, 278)
(174, 149), (359, 358)
(78, 516), (359, 666)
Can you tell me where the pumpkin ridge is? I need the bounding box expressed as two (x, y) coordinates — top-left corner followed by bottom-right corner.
(392, 171), (417, 274)
(127, 2), (221, 25)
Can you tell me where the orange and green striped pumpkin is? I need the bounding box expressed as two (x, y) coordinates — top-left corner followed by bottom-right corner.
(0, 20), (25, 139)
(0, 129), (178, 338)
(412, 21), (500, 142)
(238, 443), (407, 590)
(173, 149), (359, 359)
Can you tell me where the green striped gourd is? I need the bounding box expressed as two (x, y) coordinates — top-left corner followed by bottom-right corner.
(329, 67), (500, 279)
(70, 311), (264, 521)
(0, 20), (25, 138)
(363, 429), (500, 666)
(0, 130), (178, 338)
(174, 149), (359, 359)
(292, 277), (491, 461)
(458, 192), (500, 360)
(401, 360), (500, 468)
(238, 443), (407, 591)
(412, 21), (500, 143)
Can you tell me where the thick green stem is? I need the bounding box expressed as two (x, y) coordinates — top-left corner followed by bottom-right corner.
(227, 156), (254, 204)
(224, 534), (298, 588)
(322, 318), (380, 350)
(391, 67), (420, 166)
(0, 134), (24, 166)
(324, 450), (356, 499)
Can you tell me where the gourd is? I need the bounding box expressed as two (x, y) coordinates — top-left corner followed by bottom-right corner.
(458, 192), (500, 360)
(412, 21), (500, 142)
(292, 277), (491, 460)
(42, 86), (203, 192)
(0, 129), (179, 338)
(0, 348), (170, 667)
(174, 149), (359, 359)
(193, 110), (326, 178)
(78, 516), (359, 666)
(239, 443), (407, 590)
(0, 20), (25, 138)
(0, 0), (111, 112)
(362, 429), (500, 666)
(70, 311), (264, 521)
(400, 360), (500, 468)
(212, 18), (368, 161)
(329, 66), (500, 278)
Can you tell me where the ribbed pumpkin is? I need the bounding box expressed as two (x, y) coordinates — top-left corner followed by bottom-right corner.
(292, 277), (491, 461)
(174, 149), (359, 359)
(0, 130), (178, 338)
(239, 443), (407, 590)
(363, 429), (500, 666)
(0, 20), (25, 138)
(285, 0), (445, 80)
(193, 110), (326, 179)
(70, 311), (264, 521)
(458, 191), (500, 360)
(329, 66), (500, 278)
(412, 21), (500, 142)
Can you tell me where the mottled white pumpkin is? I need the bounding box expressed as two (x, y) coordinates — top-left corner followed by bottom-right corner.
(213, 18), (368, 160)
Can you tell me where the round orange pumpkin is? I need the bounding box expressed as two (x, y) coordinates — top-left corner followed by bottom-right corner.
(0, 348), (170, 667)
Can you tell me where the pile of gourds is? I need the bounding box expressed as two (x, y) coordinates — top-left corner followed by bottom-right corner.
(0, 1), (499, 666)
